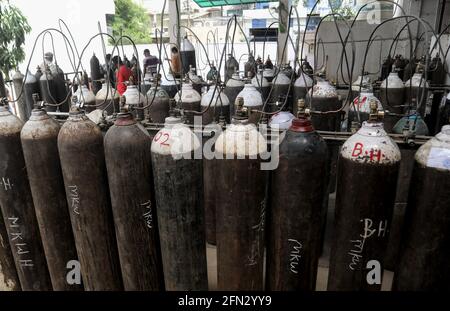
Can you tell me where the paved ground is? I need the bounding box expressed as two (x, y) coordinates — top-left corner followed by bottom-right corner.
(206, 192), (394, 291)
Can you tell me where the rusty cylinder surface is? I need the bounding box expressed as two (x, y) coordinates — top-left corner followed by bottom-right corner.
(0, 106), (52, 291)
(151, 117), (208, 290)
(215, 121), (267, 290)
(20, 108), (81, 291)
(328, 121), (400, 291)
(104, 112), (164, 290)
(266, 117), (328, 290)
(0, 210), (20, 291)
(58, 108), (122, 291)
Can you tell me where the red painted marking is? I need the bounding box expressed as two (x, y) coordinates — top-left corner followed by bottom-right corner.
(352, 142), (364, 157)
(153, 132), (162, 142)
(369, 149), (382, 162)
(160, 133), (170, 146)
(154, 131), (170, 147)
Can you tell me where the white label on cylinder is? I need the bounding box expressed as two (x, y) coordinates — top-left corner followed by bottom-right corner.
(427, 147), (450, 170)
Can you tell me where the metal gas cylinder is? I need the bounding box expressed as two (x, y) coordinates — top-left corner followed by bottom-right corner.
(21, 106), (81, 290)
(236, 83), (264, 124)
(244, 54), (256, 78)
(307, 80), (341, 131)
(225, 54), (239, 82)
(188, 66), (203, 94)
(380, 55), (393, 81)
(224, 72), (244, 116)
(215, 105), (268, 290)
(35, 66), (43, 82)
(351, 72), (370, 99)
(206, 62), (218, 83)
(268, 111), (295, 131)
(428, 53), (445, 86)
(95, 82), (120, 115)
(39, 66), (58, 112)
(174, 82), (201, 124)
(161, 72), (179, 98)
(23, 71), (40, 121)
(393, 54), (407, 81)
(380, 70), (405, 132)
(328, 107), (401, 291)
(123, 84), (145, 120)
(151, 116), (207, 290)
(403, 57), (416, 82)
(252, 70), (271, 103)
(300, 58), (314, 78)
(404, 67), (429, 117)
(265, 56), (274, 69)
(383, 111), (429, 271)
(74, 84), (96, 113)
(0, 208), (20, 290)
(180, 36), (196, 76)
(0, 103), (51, 291)
(104, 110), (164, 290)
(58, 105), (122, 291)
(393, 125), (450, 290)
(12, 70), (26, 121)
(90, 53), (102, 95)
(201, 85), (229, 125)
(53, 65), (69, 113)
(348, 88), (383, 131)
(146, 80), (170, 124)
(269, 72), (292, 111)
(263, 67), (276, 83)
(266, 116), (328, 290)
(293, 72), (313, 116)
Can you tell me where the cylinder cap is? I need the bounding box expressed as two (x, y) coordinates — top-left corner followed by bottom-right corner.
(115, 111), (135, 126)
(290, 117), (314, 132)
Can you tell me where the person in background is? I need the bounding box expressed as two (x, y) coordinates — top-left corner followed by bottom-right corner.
(41, 52), (58, 75)
(143, 49), (160, 76)
(112, 55), (134, 95)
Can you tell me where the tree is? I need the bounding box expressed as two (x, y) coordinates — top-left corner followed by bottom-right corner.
(112, 0), (152, 45)
(0, 0), (31, 81)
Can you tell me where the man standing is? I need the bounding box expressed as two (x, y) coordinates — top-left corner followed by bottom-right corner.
(143, 49), (160, 76)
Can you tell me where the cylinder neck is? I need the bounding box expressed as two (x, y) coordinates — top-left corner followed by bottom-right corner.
(290, 117), (314, 132)
(115, 111), (136, 126)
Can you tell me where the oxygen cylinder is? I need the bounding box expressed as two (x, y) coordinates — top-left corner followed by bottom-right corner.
(236, 84), (264, 124)
(347, 89), (383, 131)
(266, 116), (328, 291)
(146, 81), (170, 124)
(244, 54), (256, 78)
(393, 55), (407, 81)
(215, 105), (268, 290)
(269, 72), (292, 111)
(0, 104), (51, 291)
(90, 53), (102, 95)
(328, 110), (401, 291)
(151, 116), (207, 290)
(23, 71), (40, 121)
(188, 66), (203, 95)
(293, 72), (313, 116)
(161, 72), (178, 98)
(307, 80), (341, 131)
(201, 85), (230, 125)
(104, 110), (164, 291)
(383, 112), (428, 270)
(123, 84), (145, 121)
(174, 82), (201, 125)
(300, 59), (313, 78)
(351, 73), (370, 99)
(393, 125), (450, 290)
(265, 56), (274, 69)
(35, 66), (43, 82)
(263, 67), (276, 83)
(0, 211), (20, 290)
(268, 111), (295, 131)
(21, 107), (81, 291)
(12, 70), (26, 121)
(380, 56), (393, 81)
(225, 54), (239, 82)
(74, 85), (96, 113)
(206, 63), (218, 83)
(405, 67), (429, 117)
(54, 66), (69, 112)
(180, 36), (196, 76)
(403, 57), (416, 82)
(39, 67), (58, 112)
(252, 70), (271, 103)
(95, 82), (120, 115)
(224, 72), (244, 116)
(380, 70), (405, 132)
(58, 106), (122, 290)
(436, 92), (450, 130)
(429, 53), (445, 86)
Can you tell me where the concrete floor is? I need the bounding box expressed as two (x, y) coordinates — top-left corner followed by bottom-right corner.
(206, 192), (394, 291)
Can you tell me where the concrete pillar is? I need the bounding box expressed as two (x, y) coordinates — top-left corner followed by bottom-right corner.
(277, 0), (291, 65)
(168, 0), (180, 45)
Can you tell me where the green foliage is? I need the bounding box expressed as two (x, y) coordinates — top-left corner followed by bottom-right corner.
(111, 0), (152, 45)
(0, 0), (31, 78)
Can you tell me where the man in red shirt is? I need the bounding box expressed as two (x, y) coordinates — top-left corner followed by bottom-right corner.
(113, 56), (134, 95)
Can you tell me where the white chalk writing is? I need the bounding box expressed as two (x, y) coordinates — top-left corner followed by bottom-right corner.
(68, 185), (80, 215)
(0, 177), (13, 191)
(288, 239), (302, 274)
(141, 200), (153, 229)
(348, 218), (388, 271)
(247, 200), (266, 267)
(7, 217), (33, 267)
